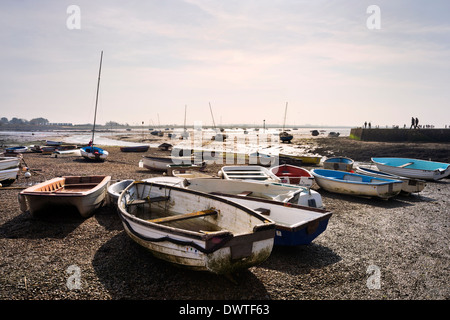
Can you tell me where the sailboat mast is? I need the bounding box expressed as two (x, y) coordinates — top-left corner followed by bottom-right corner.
(184, 105), (187, 130)
(283, 102), (288, 131)
(92, 50), (103, 145)
(209, 102), (216, 129)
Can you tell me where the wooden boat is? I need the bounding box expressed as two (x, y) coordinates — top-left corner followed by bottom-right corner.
(18, 175), (111, 217)
(140, 155), (204, 172)
(323, 157), (354, 172)
(0, 157), (21, 170)
(107, 179), (134, 207)
(117, 180), (275, 274)
(146, 176), (323, 209)
(80, 51), (109, 162)
(270, 164), (314, 187)
(219, 165), (281, 182)
(371, 157), (450, 181)
(310, 169), (403, 199)
(0, 167), (19, 185)
(120, 145), (149, 152)
(5, 146), (28, 154)
(355, 166), (426, 195)
(279, 153), (322, 165)
(80, 146), (109, 161)
(146, 176), (331, 246)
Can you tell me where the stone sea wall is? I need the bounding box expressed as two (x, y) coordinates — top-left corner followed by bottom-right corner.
(350, 128), (450, 142)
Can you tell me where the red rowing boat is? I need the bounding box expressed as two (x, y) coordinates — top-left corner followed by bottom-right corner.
(270, 164), (314, 186)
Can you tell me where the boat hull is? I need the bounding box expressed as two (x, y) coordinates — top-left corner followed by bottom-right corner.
(80, 146), (109, 161)
(107, 179), (134, 207)
(145, 176), (323, 209)
(5, 146), (28, 154)
(311, 169), (403, 199)
(118, 181), (275, 274)
(0, 157), (21, 170)
(371, 157), (450, 181)
(120, 145), (149, 152)
(204, 193), (332, 246)
(355, 166), (426, 194)
(0, 167), (19, 184)
(323, 157), (354, 172)
(270, 164), (314, 187)
(220, 165), (281, 182)
(18, 175), (111, 217)
(279, 154), (322, 165)
(141, 156), (201, 171)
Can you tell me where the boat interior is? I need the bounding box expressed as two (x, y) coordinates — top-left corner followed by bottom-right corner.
(23, 176), (108, 193)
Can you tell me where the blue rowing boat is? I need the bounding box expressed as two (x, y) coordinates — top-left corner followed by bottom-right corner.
(311, 169), (403, 199)
(323, 157), (354, 171)
(371, 157), (450, 181)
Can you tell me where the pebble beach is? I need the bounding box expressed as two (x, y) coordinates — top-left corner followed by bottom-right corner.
(0, 133), (449, 304)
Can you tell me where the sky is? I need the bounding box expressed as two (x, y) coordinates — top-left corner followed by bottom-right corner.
(1, 0), (449, 128)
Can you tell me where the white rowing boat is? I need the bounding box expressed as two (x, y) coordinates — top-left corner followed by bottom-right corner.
(311, 169), (403, 199)
(145, 176), (332, 247)
(371, 157), (450, 181)
(117, 180), (275, 274)
(355, 166), (426, 195)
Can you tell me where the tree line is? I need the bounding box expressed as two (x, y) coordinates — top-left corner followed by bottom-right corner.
(1, 117), (50, 125)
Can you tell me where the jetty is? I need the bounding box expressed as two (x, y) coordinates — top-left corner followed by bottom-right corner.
(350, 128), (450, 142)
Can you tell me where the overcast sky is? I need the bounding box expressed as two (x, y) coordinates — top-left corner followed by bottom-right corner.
(1, 1), (449, 127)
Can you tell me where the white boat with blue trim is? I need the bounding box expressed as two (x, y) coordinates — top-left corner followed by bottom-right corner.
(355, 166), (426, 195)
(371, 157), (450, 181)
(311, 169), (403, 199)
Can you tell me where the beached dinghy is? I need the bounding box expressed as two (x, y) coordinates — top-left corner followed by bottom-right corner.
(355, 166), (426, 195)
(18, 175), (111, 217)
(279, 153), (322, 166)
(107, 179), (134, 207)
(117, 180), (275, 274)
(145, 176), (323, 209)
(80, 146), (109, 161)
(146, 176), (331, 246)
(270, 164), (314, 187)
(5, 146), (28, 154)
(219, 165), (281, 182)
(140, 155), (205, 172)
(323, 157), (354, 172)
(120, 145), (149, 152)
(371, 157), (450, 181)
(0, 157), (21, 170)
(310, 169), (403, 199)
(0, 168), (19, 185)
